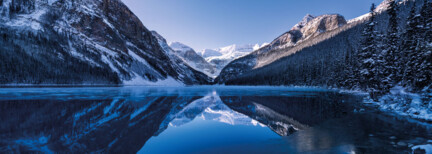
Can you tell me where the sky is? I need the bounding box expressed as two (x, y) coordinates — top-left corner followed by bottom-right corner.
(122, 0), (383, 52)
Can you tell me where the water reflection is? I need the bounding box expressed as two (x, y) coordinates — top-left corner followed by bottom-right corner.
(0, 87), (430, 153)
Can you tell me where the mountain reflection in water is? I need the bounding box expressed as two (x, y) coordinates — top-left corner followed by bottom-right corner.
(0, 86), (430, 153)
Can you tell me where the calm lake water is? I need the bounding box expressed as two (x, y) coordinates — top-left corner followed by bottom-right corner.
(0, 86), (430, 153)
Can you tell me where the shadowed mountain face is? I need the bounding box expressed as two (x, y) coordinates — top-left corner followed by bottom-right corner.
(166, 41), (217, 77)
(0, 0), (210, 85)
(0, 87), (430, 153)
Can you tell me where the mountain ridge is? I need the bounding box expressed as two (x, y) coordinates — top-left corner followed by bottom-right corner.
(0, 0), (211, 85)
(166, 41), (217, 77)
(216, 13), (351, 83)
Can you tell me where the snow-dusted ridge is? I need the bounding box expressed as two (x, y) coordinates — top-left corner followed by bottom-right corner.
(0, 0), (210, 85)
(200, 43), (268, 76)
(166, 41), (218, 77)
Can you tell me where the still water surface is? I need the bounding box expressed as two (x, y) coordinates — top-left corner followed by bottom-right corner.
(0, 86), (430, 153)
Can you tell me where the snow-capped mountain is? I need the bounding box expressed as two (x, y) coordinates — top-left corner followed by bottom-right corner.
(0, 0), (210, 85)
(264, 14), (347, 52)
(167, 42), (217, 77)
(216, 13), (348, 83)
(292, 14), (315, 31)
(200, 43), (268, 75)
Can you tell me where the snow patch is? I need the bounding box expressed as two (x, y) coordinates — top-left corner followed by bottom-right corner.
(101, 55), (120, 73)
(94, 44), (117, 57)
(128, 49), (151, 67)
(103, 18), (115, 29)
(4, 7), (47, 31)
(348, 13), (370, 24)
(412, 144), (432, 154)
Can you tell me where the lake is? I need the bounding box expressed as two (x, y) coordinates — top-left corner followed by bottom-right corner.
(0, 86), (430, 153)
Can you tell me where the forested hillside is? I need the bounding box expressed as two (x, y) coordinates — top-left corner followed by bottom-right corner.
(220, 0), (432, 100)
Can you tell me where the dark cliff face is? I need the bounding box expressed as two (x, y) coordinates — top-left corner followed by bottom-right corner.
(0, 0), (210, 85)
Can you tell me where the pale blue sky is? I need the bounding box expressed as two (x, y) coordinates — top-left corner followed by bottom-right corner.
(122, 0), (383, 52)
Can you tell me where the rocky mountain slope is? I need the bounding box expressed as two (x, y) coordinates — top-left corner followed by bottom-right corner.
(216, 13), (349, 83)
(167, 41), (217, 77)
(200, 43), (267, 76)
(266, 14), (347, 52)
(0, 0), (211, 85)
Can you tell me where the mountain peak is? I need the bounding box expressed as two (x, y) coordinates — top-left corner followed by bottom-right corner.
(376, 0), (407, 12)
(267, 13), (346, 51)
(292, 14), (316, 30)
(303, 14), (315, 20)
(151, 31), (167, 43)
(169, 42), (194, 52)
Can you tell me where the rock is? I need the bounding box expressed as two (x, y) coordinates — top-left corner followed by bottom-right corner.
(409, 143), (414, 147)
(397, 141), (407, 147)
(413, 148), (427, 154)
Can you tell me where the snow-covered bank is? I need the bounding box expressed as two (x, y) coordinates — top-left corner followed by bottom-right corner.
(359, 87), (432, 122)
(412, 144), (432, 154)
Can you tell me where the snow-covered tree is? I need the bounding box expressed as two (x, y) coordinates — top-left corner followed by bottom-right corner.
(413, 0), (432, 89)
(423, 0), (432, 43)
(401, 4), (421, 87)
(358, 3), (384, 98)
(425, 0), (432, 90)
(399, 0), (432, 91)
(382, 0), (399, 91)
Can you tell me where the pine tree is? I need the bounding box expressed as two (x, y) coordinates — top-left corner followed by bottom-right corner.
(382, 0), (399, 91)
(342, 44), (358, 89)
(401, 4), (420, 87)
(423, 0), (432, 43)
(425, 1), (432, 86)
(414, 0), (432, 90)
(358, 3), (382, 100)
